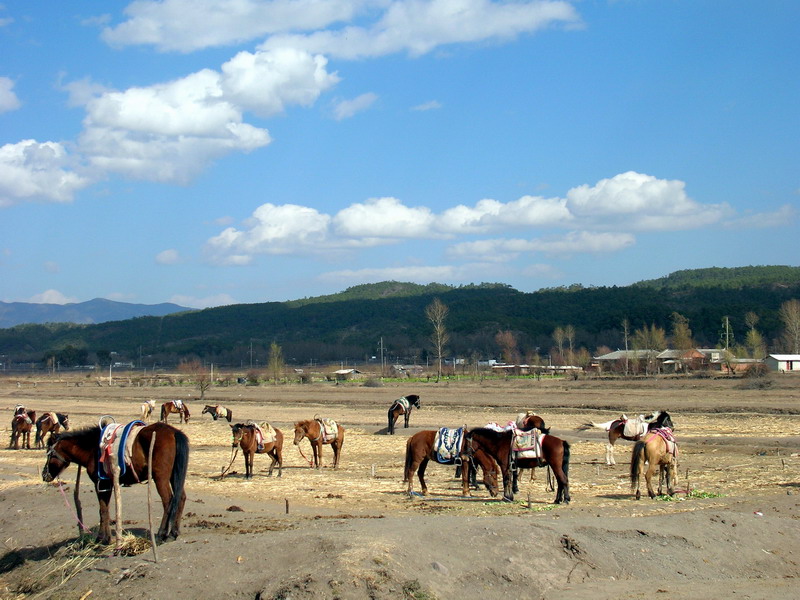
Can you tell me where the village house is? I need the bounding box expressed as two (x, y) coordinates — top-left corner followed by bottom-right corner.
(765, 354), (800, 372)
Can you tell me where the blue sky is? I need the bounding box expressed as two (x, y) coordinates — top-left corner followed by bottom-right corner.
(1, 1), (797, 309)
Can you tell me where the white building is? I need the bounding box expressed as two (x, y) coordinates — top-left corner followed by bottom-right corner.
(765, 354), (800, 372)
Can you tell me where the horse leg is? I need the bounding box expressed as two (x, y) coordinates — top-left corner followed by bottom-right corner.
(313, 441), (322, 469)
(666, 458), (676, 496)
(246, 449), (254, 479)
(460, 458), (471, 496)
(154, 475), (176, 542)
(388, 409), (395, 435)
(417, 458), (429, 496)
(644, 461), (657, 498)
(267, 448), (277, 476)
(96, 488), (113, 545)
(404, 410), (410, 429)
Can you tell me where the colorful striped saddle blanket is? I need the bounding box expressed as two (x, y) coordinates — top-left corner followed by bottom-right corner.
(391, 396), (411, 413)
(98, 420), (145, 481)
(647, 427), (678, 457)
(433, 427), (464, 464)
(511, 427), (544, 459)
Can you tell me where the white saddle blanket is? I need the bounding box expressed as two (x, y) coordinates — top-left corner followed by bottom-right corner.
(623, 418), (648, 438)
(317, 418), (339, 443)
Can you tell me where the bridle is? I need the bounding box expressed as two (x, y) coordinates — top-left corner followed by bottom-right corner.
(43, 442), (70, 480)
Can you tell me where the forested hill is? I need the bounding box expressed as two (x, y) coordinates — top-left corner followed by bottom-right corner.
(633, 265), (800, 289)
(0, 266), (798, 367)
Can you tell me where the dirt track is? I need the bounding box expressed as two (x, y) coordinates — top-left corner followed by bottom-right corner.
(1, 374), (799, 599)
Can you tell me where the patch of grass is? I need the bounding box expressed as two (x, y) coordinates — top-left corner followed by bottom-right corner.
(402, 579), (438, 600)
(655, 489), (724, 501)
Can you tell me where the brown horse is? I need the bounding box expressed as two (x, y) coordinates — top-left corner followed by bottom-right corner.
(404, 428), (499, 497)
(293, 418), (345, 469)
(630, 428), (678, 499)
(464, 427), (571, 504)
(41, 422), (189, 544)
(202, 404), (233, 422)
(35, 412), (70, 448)
(578, 410), (673, 465)
(10, 407), (35, 449)
(160, 400), (190, 423)
(387, 394), (421, 434)
(230, 423), (283, 478)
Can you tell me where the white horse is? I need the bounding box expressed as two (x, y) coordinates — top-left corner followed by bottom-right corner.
(140, 399), (157, 422)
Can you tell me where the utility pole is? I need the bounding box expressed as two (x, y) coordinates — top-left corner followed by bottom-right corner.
(379, 337), (385, 378)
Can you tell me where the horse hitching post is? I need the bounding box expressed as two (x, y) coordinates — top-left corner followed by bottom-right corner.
(147, 431), (159, 563)
(111, 451), (123, 551)
(74, 465), (84, 537)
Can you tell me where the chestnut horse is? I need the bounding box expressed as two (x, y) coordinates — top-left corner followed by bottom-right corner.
(202, 404), (233, 422)
(230, 423), (283, 478)
(35, 412), (70, 448)
(578, 410), (673, 465)
(387, 394), (421, 434)
(160, 400), (190, 423)
(464, 427), (571, 504)
(41, 422), (189, 544)
(10, 407), (35, 449)
(404, 428), (498, 497)
(630, 428), (678, 499)
(293, 418), (345, 469)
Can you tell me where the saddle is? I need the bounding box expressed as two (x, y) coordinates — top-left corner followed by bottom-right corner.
(511, 427), (545, 460)
(433, 427), (464, 464)
(98, 420), (146, 485)
(646, 427), (678, 457)
(215, 405), (228, 419)
(316, 418), (339, 443)
(172, 399), (184, 410)
(392, 397), (410, 413)
(622, 416), (648, 439)
(254, 422), (277, 450)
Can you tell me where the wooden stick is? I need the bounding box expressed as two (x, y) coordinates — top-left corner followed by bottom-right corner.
(74, 465), (84, 537)
(147, 431), (158, 563)
(111, 456), (123, 551)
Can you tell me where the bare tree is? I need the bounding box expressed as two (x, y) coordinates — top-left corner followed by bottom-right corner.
(621, 318), (631, 376)
(633, 323), (667, 376)
(495, 330), (519, 364)
(564, 324), (576, 366)
(744, 311), (766, 359)
(268, 341), (284, 384)
(179, 359), (211, 399)
(425, 298), (450, 382)
(552, 327), (566, 365)
(779, 299), (800, 353)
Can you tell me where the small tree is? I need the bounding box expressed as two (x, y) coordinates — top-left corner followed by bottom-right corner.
(268, 341), (285, 384)
(495, 330), (519, 364)
(425, 298), (450, 382)
(179, 359), (211, 399)
(779, 299), (800, 353)
(552, 327), (566, 365)
(564, 325), (576, 366)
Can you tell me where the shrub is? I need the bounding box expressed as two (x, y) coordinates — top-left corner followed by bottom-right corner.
(363, 377), (384, 388)
(743, 363), (769, 378)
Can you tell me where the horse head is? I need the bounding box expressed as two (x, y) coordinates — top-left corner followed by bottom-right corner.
(41, 435), (69, 482)
(230, 423), (245, 447)
(59, 414), (70, 430)
(292, 421), (308, 445)
(658, 411), (674, 430)
(408, 394), (421, 409)
(202, 405), (213, 415)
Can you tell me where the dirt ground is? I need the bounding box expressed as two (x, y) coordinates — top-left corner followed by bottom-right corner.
(1, 373), (799, 599)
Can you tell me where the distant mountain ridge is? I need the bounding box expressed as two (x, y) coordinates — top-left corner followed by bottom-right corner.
(0, 298), (192, 328)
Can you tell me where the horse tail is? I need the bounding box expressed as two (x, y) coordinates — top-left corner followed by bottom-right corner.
(562, 440), (571, 477)
(226, 410), (232, 423)
(402, 436), (413, 482)
(630, 441), (645, 489)
(165, 428), (190, 536)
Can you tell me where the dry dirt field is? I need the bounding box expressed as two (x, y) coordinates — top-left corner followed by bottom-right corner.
(1, 373), (799, 599)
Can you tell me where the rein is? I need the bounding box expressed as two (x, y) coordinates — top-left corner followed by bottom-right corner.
(56, 478), (91, 533)
(220, 443), (239, 478)
(297, 442), (314, 467)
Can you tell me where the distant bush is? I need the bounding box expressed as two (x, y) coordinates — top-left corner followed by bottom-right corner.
(743, 363), (769, 378)
(362, 377), (384, 388)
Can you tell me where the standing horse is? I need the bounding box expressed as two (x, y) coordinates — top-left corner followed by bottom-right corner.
(230, 423), (283, 478)
(387, 394), (421, 434)
(160, 400), (190, 423)
(35, 412), (70, 448)
(578, 410), (673, 465)
(10, 407), (35, 449)
(464, 427), (570, 504)
(202, 404), (233, 422)
(140, 399), (156, 422)
(41, 422), (189, 544)
(293, 418), (345, 469)
(630, 428), (678, 499)
(404, 428), (498, 497)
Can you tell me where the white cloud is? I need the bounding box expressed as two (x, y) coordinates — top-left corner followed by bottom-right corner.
(261, 0), (581, 59)
(333, 92), (377, 120)
(447, 231), (635, 260)
(102, 0), (361, 52)
(724, 204), (795, 229)
(411, 100), (442, 111)
(156, 249), (181, 265)
(29, 289), (78, 304)
(438, 195), (572, 233)
(0, 140), (92, 206)
(0, 77), (21, 113)
(333, 197), (435, 238)
(168, 293), (237, 309)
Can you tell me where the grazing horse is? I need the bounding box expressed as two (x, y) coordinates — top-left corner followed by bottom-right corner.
(41, 422), (189, 544)
(35, 412), (70, 448)
(140, 399), (157, 422)
(10, 406), (35, 449)
(202, 404), (233, 422)
(230, 422), (283, 478)
(578, 410), (674, 465)
(160, 400), (190, 424)
(292, 418), (345, 469)
(387, 394), (421, 434)
(630, 428), (678, 499)
(464, 427), (571, 504)
(404, 428), (498, 497)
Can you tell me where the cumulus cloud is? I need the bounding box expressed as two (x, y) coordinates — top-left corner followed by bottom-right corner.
(333, 197), (435, 238)
(0, 140), (92, 207)
(333, 92), (377, 120)
(447, 231), (635, 260)
(0, 77), (21, 113)
(28, 289), (78, 304)
(155, 249), (181, 264)
(261, 0), (581, 59)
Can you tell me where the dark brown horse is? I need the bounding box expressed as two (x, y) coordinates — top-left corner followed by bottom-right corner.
(293, 418), (345, 469)
(630, 428), (678, 499)
(387, 394), (421, 434)
(41, 422), (189, 544)
(160, 400), (190, 423)
(464, 427), (570, 504)
(404, 428), (499, 497)
(35, 412), (70, 448)
(578, 410), (673, 465)
(202, 404), (233, 422)
(230, 423), (283, 478)
(10, 407), (35, 449)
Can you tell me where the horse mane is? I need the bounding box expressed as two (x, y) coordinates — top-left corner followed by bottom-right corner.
(55, 425), (100, 444)
(469, 427), (510, 440)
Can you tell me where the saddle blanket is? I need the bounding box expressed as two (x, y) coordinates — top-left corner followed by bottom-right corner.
(255, 422), (277, 448)
(392, 396), (410, 413)
(484, 421), (516, 432)
(99, 420), (145, 480)
(511, 427), (545, 459)
(215, 405), (228, 419)
(172, 399), (183, 409)
(317, 418), (339, 443)
(43, 411), (59, 425)
(433, 427), (464, 464)
(622, 417), (648, 438)
(646, 427), (678, 457)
